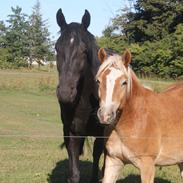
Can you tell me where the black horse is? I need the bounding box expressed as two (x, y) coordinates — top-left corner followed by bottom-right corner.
(55, 9), (104, 183)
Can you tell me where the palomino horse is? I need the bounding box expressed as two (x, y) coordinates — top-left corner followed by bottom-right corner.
(96, 48), (183, 183)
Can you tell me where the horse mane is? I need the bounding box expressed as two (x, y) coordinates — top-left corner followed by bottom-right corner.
(96, 55), (124, 78)
(85, 33), (100, 76)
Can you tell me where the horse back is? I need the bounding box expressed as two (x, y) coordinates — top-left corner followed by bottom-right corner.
(161, 82), (183, 96)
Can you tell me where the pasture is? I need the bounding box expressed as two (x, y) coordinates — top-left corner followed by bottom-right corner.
(0, 69), (182, 183)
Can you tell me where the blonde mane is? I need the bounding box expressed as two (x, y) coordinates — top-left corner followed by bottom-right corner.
(96, 54), (132, 97)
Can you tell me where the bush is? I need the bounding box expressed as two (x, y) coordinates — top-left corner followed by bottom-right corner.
(97, 24), (183, 79)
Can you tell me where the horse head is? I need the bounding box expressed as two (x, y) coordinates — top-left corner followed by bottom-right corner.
(55, 9), (95, 104)
(96, 48), (132, 125)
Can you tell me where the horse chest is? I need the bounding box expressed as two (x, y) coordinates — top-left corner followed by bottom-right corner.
(106, 130), (138, 165)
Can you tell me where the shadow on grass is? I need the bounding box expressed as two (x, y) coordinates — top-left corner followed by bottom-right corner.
(117, 175), (170, 183)
(47, 159), (94, 183)
(48, 160), (170, 183)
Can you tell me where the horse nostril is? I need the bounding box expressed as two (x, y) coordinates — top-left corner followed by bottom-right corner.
(70, 86), (75, 95)
(71, 87), (76, 95)
(111, 111), (117, 121)
(97, 108), (102, 118)
(99, 108), (103, 115)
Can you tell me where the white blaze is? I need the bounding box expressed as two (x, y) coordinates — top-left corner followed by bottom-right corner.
(105, 68), (122, 105)
(70, 37), (74, 44)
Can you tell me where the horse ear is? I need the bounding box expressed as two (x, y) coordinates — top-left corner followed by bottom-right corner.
(98, 48), (107, 64)
(56, 9), (67, 31)
(122, 49), (131, 68)
(81, 9), (91, 30)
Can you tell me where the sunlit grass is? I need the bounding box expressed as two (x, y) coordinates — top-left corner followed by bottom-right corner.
(0, 69), (182, 183)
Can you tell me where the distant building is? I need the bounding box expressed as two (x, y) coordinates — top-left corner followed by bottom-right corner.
(26, 57), (56, 66)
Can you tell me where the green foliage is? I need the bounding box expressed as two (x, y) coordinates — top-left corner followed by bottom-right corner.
(5, 6), (29, 67)
(0, 48), (10, 68)
(113, 0), (183, 43)
(0, 0), (54, 69)
(98, 0), (183, 79)
(96, 35), (128, 53)
(129, 24), (183, 78)
(28, 0), (53, 62)
(0, 21), (6, 47)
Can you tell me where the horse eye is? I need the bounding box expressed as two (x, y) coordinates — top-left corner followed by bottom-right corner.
(121, 81), (127, 86)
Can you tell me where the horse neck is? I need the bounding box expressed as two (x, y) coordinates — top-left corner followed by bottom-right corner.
(125, 70), (147, 107)
(88, 44), (100, 99)
(86, 34), (100, 76)
(84, 34), (100, 99)
(81, 44), (99, 98)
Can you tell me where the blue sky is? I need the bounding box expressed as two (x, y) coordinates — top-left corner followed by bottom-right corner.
(1, 0), (129, 40)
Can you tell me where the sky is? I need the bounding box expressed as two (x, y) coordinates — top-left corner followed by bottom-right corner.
(0, 0), (130, 40)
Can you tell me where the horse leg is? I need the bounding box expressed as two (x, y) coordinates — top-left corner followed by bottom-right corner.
(140, 158), (155, 183)
(66, 135), (85, 183)
(178, 163), (183, 179)
(90, 138), (104, 183)
(102, 155), (123, 183)
(101, 148), (107, 179)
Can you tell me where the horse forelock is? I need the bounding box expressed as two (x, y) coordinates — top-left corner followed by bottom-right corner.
(57, 25), (94, 59)
(97, 55), (125, 78)
(96, 55), (130, 79)
(96, 55), (133, 99)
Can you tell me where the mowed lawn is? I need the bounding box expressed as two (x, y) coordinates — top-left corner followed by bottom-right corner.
(0, 69), (182, 183)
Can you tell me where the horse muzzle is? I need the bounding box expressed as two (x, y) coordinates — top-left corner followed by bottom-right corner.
(57, 86), (77, 104)
(97, 107), (116, 125)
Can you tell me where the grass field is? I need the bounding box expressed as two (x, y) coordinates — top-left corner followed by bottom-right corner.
(0, 69), (182, 183)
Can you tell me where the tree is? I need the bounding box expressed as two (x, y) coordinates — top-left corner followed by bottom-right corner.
(169, 24), (183, 78)
(28, 0), (53, 67)
(5, 6), (29, 67)
(106, 0), (183, 43)
(0, 2), (54, 69)
(2, 6), (29, 68)
(0, 21), (6, 47)
(97, 0), (183, 79)
(0, 21), (9, 68)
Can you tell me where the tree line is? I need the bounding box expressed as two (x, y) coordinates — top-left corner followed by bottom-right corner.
(0, 0), (54, 69)
(0, 0), (182, 78)
(97, 0), (183, 79)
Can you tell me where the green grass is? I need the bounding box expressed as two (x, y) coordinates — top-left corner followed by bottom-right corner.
(0, 69), (182, 183)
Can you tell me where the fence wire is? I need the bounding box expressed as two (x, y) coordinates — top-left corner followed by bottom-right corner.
(0, 132), (182, 182)
(0, 134), (183, 140)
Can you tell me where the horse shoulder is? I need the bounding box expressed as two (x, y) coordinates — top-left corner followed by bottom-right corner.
(114, 98), (158, 158)
(105, 127), (140, 165)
